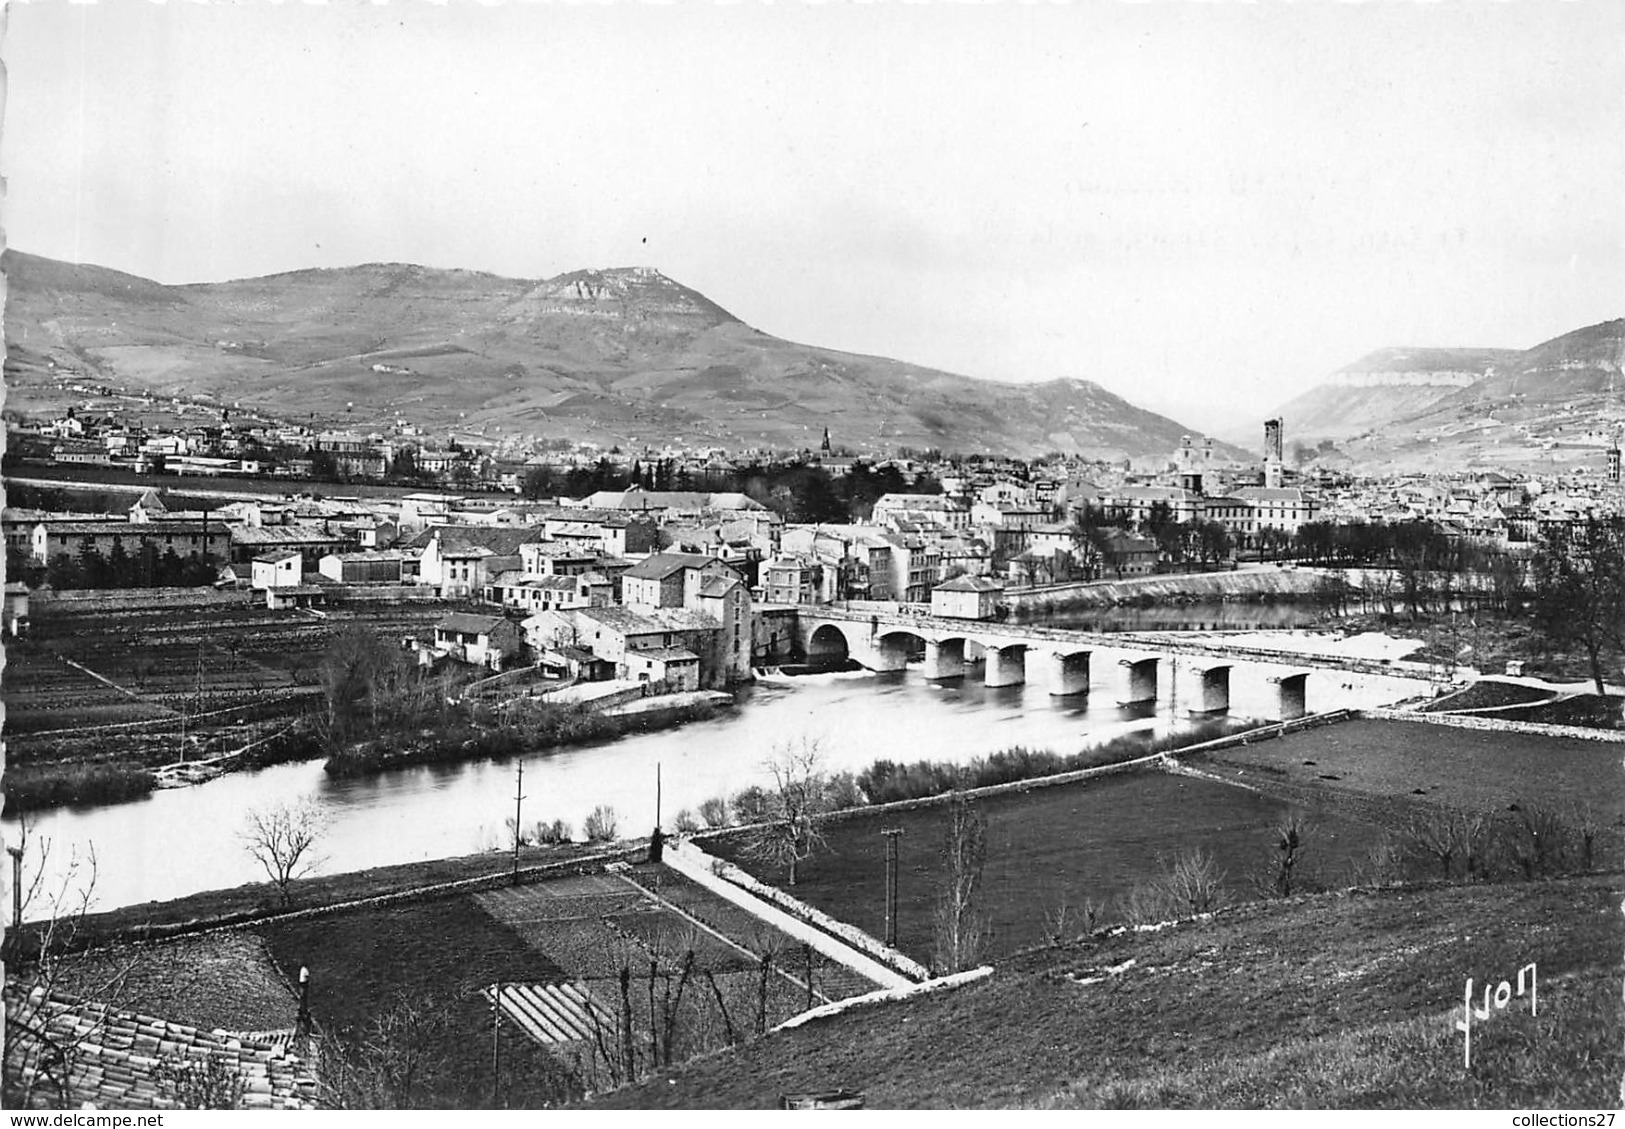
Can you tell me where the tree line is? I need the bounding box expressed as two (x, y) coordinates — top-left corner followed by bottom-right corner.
(522, 458), (941, 523)
(35, 543), (219, 590)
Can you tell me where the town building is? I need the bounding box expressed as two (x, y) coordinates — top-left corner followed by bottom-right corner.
(931, 575), (1004, 620)
(432, 612), (524, 669)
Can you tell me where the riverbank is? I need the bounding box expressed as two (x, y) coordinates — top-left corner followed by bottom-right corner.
(23, 840), (639, 953)
(1006, 566), (1327, 614)
(4, 723), (325, 813)
(322, 693), (733, 778)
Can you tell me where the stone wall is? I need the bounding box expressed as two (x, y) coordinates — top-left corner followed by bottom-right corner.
(1361, 706), (1625, 743)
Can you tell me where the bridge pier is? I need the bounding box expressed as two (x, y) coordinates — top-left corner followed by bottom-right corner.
(1118, 657), (1159, 705)
(923, 639), (967, 680)
(985, 645), (1027, 688)
(1182, 664), (1231, 715)
(1268, 672), (1309, 721)
(864, 634), (911, 673)
(1045, 651), (1091, 696)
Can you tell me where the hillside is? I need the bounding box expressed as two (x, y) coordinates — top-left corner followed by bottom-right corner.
(592, 875), (1622, 1109)
(2, 250), (1232, 459)
(1260, 321), (1624, 471)
(1264, 347), (1520, 444)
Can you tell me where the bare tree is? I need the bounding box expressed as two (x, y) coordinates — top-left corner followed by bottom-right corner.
(933, 795), (989, 974)
(241, 800), (327, 906)
(1256, 811), (1314, 898)
(1043, 893), (1102, 944)
(1531, 517), (1625, 695)
(316, 992), (455, 1109)
(1404, 807), (1488, 882)
(155, 1053), (247, 1110)
(4, 824), (143, 1109)
(1153, 847), (1228, 917)
(745, 739), (830, 886)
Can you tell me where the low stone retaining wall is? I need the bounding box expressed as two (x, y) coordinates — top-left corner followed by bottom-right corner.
(771, 966), (994, 1032)
(1005, 568), (1325, 611)
(806, 712), (1354, 825)
(19, 690), (317, 741)
(33, 587), (254, 614)
(665, 841), (925, 985)
(100, 846), (645, 950)
(1361, 706), (1625, 743)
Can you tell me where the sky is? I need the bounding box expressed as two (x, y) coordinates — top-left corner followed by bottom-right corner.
(4, 1), (1622, 433)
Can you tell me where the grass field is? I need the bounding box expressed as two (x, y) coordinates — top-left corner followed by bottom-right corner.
(593, 875), (1624, 1109)
(1199, 717), (1625, 821)
(1418, 679), (1555, 712)
(257, 893), (573, 1107)
(251, 862), (885, 1106)
(704, 769), (1389, 968)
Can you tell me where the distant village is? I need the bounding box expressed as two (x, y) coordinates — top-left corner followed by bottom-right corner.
(4, 397), (1624, 695)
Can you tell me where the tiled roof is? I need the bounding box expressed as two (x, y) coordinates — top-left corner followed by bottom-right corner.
(574, 606), (666, 635)
(2, 986), (317, 1111)
(935, 575), (1004, 592)
(649, 608), (722, 631)
(636, 646), (700, 662)
(408, 525), (535, 556)
(437, 612), (509, 635)
(696, 575), (742, 598)
(624, 551), (720, 580)
(232, 525), (350, 546)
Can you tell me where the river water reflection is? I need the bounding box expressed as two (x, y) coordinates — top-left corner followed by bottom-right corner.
(5, 602), (1382, 918)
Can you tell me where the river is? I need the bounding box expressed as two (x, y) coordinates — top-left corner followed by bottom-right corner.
(4, 607), (1409, 919)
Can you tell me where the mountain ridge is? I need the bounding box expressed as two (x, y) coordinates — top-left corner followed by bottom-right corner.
(2, 249), (1245, 460)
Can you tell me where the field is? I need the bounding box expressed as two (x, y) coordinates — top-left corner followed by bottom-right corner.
(1198, 717), (1625, 822)
(703, 717), (1624, 971)
(5, 597), (485, 764)
(705, 769), (1389, 968)
(595, 875), (1624, 1109)
(254, 862), (887, 1106)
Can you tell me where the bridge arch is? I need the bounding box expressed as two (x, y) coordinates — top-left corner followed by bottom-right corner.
(806, 623), (853, 665)
(874, 629), (927, 672)
(1269, 672), (1310, 721)
(923, 635), (973, 680)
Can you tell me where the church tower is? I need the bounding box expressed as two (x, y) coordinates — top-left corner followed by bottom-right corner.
(1264, 418), (1285, 489)
(821, 427), (832, 455)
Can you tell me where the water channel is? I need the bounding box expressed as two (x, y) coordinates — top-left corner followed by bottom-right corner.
(6, 601), (1399, 919)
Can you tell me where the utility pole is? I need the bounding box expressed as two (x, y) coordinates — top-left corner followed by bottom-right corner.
(491, 981), (503, 1107)
(8, 844), (23, 936)
(881, 828), (904, 948)
(511, 761), (525, 885)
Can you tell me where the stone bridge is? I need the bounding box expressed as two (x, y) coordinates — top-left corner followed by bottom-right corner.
(795, 607), (1435, 722)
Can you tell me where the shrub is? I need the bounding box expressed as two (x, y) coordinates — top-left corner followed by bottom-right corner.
(672, 808), (701, 834)
(1119, 848), (1230, 924)
(1156, 847), (1228, 916)
(824, 771), (863, 811)
(698, 796), (730, 829)
(584, 805), (619, 842)
(3, 760), (156, 811)
(730, 785), (773, 825)
(532, 819), (573, 845)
